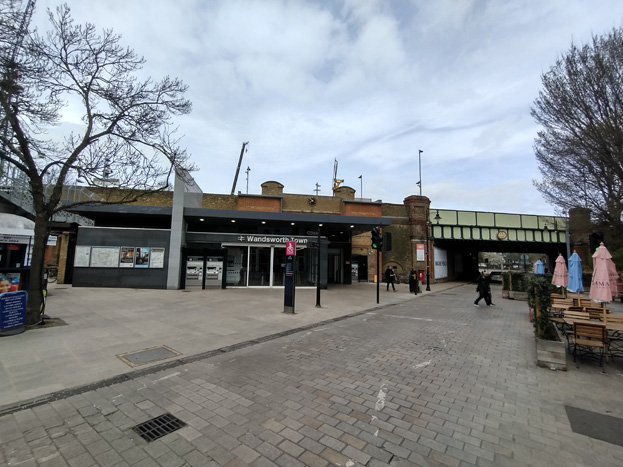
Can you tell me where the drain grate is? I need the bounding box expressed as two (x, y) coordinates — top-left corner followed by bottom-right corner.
(132, 413), (186, 442)
(116, 345), (181, 367)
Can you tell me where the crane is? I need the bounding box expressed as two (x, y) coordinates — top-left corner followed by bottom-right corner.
(332, 158), (344, 194)
(230, 141), (249, 195)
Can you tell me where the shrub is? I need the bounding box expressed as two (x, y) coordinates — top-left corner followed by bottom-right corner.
(526, 274), (558, 340)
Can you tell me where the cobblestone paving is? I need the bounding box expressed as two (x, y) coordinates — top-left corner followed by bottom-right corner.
(2, 284), (623, 466)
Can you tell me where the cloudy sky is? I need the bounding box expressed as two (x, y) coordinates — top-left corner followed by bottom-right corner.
(32, 0), (623, 215)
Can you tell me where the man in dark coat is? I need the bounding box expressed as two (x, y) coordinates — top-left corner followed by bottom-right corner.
(385, 266), (396, 292)
(474, 272), (493, 306)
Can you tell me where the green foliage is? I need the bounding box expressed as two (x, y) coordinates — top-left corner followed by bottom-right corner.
(611, 247), (623, 272)
(526, 274), (558, 340)
(502, 271), (531, 291)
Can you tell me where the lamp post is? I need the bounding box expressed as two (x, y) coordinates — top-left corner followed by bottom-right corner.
(417, 150), (423, 196)
(425, 210), (440, 291)
(425, 214), (431, 291)
(316, 226), (321, 307)
(358, 175), (362, 199)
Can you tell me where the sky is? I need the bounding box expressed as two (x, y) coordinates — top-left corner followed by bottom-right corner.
(30, 0), (623, 216)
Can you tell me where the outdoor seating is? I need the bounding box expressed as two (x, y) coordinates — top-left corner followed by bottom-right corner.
(561, 310), (591, 352)
(584, 306), (607, 321)
(605, 314), (623, 360)
(550, 297), (574, 316)
(571, 321), (607, 371)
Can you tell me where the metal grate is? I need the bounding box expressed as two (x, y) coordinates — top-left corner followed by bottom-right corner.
(132, 413), (186, 442)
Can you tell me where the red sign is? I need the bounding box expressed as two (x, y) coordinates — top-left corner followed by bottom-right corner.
(7, 244), (19, 251)
(286, 241), (296, 256)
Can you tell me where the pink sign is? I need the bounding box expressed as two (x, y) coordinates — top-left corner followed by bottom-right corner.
(286, 241), (296, 256)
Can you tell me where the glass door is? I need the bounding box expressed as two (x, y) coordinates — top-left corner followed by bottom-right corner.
(248, 247), (271, 286)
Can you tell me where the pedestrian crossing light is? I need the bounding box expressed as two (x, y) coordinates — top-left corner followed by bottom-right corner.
(371, 226), (383, 250)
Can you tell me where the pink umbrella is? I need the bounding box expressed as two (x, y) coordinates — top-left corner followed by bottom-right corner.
(552, 254), (568, 288)
(607, 257), (619, 298)
(590, 243), (614, 303)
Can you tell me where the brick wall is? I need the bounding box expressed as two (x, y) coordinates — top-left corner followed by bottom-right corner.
(282, 195), (342, 214)
(237, 196), (281, 212)
(344, 202), (382, 217)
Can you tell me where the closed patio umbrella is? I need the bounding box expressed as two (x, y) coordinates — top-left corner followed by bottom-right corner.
(535, 259), (544, 274)
(567, 251), (584, 293)
(607, 257), (619, 298)
(590, 243), (614, 303)
(552, 254), (568, 289)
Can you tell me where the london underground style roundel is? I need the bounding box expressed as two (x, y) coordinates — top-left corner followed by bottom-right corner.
(497, 230), (508, 240)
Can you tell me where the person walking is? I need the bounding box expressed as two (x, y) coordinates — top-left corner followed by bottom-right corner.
(474, 272), (493, 306)
(385, 266), (396, 292)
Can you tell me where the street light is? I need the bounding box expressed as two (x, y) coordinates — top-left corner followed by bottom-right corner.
(425, 210), (431, 291)
(417, 150), (423, 196)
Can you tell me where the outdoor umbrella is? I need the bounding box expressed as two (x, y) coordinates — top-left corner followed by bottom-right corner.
(607, 257), (620, 298)
(567, 251), (584, 293)
(535, 259), (544, 274)
(552, 254), (568, 289)
(590, 243), (614, 303)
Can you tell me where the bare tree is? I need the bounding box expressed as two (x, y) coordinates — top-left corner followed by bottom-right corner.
(0, 3), (194, 324)
(531, 27), (623, 227)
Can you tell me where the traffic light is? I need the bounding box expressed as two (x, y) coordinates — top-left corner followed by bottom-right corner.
(371, 226), (383, 249)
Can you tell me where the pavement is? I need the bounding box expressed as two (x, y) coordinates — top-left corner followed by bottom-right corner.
(0, 280), (451, 412)
(2, 281), (623, 467)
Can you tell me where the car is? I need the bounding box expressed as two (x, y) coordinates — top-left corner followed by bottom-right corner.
(488, 271), (503, 283)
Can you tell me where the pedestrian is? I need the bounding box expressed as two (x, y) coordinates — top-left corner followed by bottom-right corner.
(474, 272), (493, 307)
(409, 268), (418, 294)
(385, 266), (396, 292)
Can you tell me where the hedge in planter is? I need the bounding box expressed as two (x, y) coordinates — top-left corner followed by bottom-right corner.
(526, 274), (558, 340)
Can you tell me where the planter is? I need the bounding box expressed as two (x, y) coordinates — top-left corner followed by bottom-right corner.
(535, 327), (567, 371)
(507, 290), (529, 300)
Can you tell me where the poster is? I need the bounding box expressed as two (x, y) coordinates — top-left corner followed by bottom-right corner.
(416, 243), (425, 261)
(150, 247), (165, 268)
(74, 246), (91, 267)
(119, 247), (135, 268)
(0, 272), (21, 292)
(135, 247), (150, 268)
(90, 246), (120, 268)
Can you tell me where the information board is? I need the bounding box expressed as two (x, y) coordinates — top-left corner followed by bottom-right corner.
(90, 246), (120, 268)
(74, 246), (91, 267)
(150, 248), (165, 268)
(0, 290), (27, 332)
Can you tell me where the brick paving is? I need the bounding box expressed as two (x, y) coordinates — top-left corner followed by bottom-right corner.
(2, 283), (623, 466)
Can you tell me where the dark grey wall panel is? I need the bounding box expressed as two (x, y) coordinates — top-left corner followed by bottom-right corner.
(73, 227), (171, 289)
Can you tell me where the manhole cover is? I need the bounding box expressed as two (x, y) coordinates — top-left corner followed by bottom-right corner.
(116, 345), (181, 367)
(132, 413), (186, 442)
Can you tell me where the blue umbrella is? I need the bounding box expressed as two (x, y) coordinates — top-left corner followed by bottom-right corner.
(535, 259), (544, 274)
(567, 252), (584, 293)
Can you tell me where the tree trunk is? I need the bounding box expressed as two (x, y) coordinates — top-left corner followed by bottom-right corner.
(25, 214), (49, 325)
